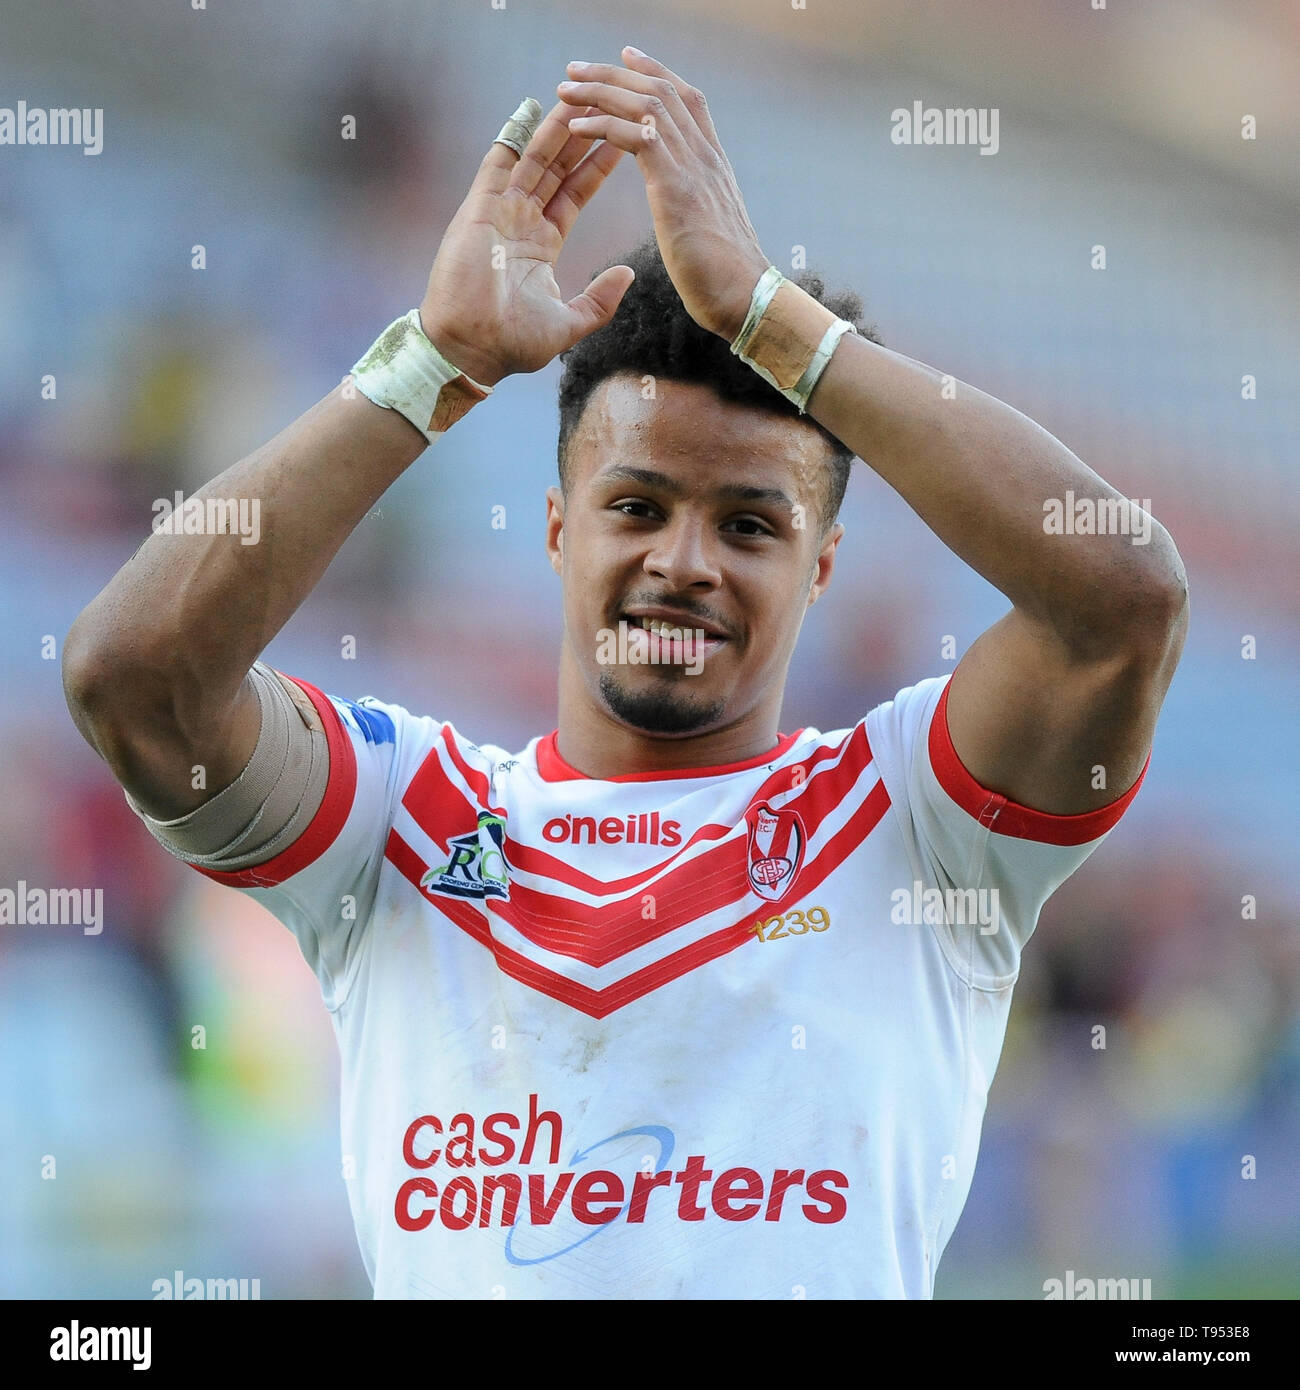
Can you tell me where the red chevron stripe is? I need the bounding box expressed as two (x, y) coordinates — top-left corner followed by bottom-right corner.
(395, 722), (876, 967)
(382, 775), (889, 1019)
(401, 727), (505, 831)
(503, 728), (858, 894)
(438, 725), (506, 816)
(402, 722), (871, 903)
(385, 827), (493, 945)
(493, 723), (876, 965)
(495, 845), (749, 967)
(505, 819), (734, 891)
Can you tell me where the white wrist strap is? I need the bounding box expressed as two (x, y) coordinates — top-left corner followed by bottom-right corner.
(350, 309), (493, 444)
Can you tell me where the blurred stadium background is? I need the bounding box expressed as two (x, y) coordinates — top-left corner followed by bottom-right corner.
(1, 0), (1297, 1298)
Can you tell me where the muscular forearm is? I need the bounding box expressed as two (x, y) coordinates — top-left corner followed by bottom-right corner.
(63, 381), (427, 814)
(65, 91), (631, 818)
(806, 332), (1187, 654)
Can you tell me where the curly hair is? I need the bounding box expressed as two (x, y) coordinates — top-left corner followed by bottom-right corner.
(556, 235), (880, 533)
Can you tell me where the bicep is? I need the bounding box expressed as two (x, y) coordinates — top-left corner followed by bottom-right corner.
(125, 666), (330, 870)
(94, 671), (264, 822)
(945, 606), (1185, 815)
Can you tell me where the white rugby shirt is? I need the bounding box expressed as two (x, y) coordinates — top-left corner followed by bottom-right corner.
(156, 672), (1144, 1299)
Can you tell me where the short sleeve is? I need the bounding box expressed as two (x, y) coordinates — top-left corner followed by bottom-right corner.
(866, 674), (1148, 990)
(192, 676), (423, 1011)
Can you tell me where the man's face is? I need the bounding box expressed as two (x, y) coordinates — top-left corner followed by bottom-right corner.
(546, 374), (843, 740)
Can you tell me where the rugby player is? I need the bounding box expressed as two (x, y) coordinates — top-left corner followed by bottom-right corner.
(62, 48), (1188, 1298)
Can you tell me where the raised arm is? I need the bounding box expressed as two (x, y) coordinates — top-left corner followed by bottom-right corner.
(799, 337), (1188, 814)
(558, 48), (1187, 815)
(63, 98), (632, 821)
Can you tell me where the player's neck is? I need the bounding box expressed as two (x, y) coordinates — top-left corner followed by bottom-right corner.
(553, 655), (788, 780)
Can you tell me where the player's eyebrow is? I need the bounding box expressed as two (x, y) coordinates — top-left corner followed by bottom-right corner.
(596, 465), (795, 510)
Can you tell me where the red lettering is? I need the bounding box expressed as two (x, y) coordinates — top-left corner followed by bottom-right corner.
(527, 1171), (575, 1225)
(479, 1112), (519, 1166)
(802, 1169), (849, 1223)
(572, 1170), (625, 1224)
(519, 1093), (562, 1165)
(674, 1155), (712, 1222)
(764, 1168), (805, 1221)
(444, 1113), (476, 1167)
(440, 1175), (478, 1230)
(395, 1177), (437, 1231)
(535, 813), (682, 847)
(402, 1116), (442, 1169)
(479, 1172), (523, 1227)
(400, 1115), (844, 1233)
(627, 1169), (673, 1223)
(710, 1167), (764, 1221)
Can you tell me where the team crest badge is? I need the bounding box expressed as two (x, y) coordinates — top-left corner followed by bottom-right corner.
(745, 801), (806, 902)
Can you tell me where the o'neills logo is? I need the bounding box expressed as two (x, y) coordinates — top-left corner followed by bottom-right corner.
(745, 802), (806, 901)
(542, 812), (681, 847)
(394, 1096), (848, 1260)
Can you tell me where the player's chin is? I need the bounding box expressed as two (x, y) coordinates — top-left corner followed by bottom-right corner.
(608, 653), (733, 698)
(596, 669), (729, 738)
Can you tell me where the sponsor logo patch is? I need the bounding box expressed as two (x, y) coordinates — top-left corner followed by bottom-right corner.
(422, 812), (511, 901)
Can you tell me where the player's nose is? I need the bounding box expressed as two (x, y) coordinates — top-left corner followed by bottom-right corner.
(642, 515), (723, 591)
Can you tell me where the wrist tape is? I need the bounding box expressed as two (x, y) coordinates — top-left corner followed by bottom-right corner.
(730, 266), (857, 414)
(350, 308), (493, 443)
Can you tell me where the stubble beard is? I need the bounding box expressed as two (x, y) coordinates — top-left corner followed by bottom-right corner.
(597, 668), (726, 736)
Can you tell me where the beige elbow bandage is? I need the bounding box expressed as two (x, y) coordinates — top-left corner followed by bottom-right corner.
(126, 662), (330, 871)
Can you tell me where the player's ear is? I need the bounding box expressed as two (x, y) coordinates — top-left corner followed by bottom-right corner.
(807, 521), (844, 606)
(546, 485), (565, 577)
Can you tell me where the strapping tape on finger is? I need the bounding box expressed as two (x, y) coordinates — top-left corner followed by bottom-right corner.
(494, 97), (543, 158)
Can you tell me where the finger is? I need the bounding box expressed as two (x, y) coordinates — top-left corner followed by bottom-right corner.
(566, 110), (675, 166)
(562, 58), (710, 158)
(557, 79), (689, 158)
(544, 139), (626, 240)
(528, 108), (604, 208)
(473, 96), (544, 194)
(507, 99), (597, 199)
(561, 264), (636, 346)
(620, 46), (725, 154)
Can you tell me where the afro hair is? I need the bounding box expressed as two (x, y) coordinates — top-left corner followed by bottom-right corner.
(556, 235), (881, 532)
